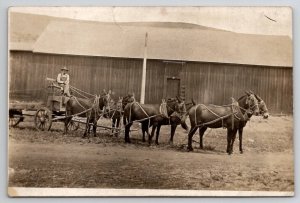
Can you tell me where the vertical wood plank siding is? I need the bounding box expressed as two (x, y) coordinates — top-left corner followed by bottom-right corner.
(182, 62), (293, 114)
(9, 51), (292, 114)
(9, 52), (143, 102)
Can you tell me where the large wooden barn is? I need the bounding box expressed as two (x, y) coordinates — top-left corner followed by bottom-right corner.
(9, 12), (293, 114)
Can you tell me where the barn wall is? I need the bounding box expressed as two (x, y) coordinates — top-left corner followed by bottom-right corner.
(182, 62), (293, 114)
(9, 51), (293, 114)
(145, 60), (293, 114)
(9, 51), (143, 102)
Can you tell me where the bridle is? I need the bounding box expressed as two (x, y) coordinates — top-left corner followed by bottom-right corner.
(258, 100), (268, 114)
(238, 94), (259, 114)
(165, 100), (186, 116)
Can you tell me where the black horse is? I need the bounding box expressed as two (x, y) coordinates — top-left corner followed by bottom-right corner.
(186, 92), (260, 154)
(64, 91), (111, 137)
(123, 97), (186, 145)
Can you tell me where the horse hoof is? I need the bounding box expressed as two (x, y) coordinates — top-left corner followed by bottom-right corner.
(187, 147), (194, 152)
(155, 142), (159, 145)
(240, 151), (243, 154)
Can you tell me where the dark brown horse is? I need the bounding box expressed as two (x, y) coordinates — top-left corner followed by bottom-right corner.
(123, 98), (186, 145)
(139, 99), (195, 145)
(64, 91), (111, 137)
(186, 92), (259, 154)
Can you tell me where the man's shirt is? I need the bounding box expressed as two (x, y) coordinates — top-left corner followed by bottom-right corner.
(57, 73), (69, 84)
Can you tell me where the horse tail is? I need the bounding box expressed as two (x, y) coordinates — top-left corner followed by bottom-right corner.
(123, 104), (129, 126)
(180, 121), (189, 131)
(123, 115), (127, 126)
(180, 111), (189, 131)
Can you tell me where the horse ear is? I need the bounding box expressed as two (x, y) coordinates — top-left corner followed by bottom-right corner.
(103, 89), (107, 94)
(245, 91), (250, 96)
(191, 98), (196, 105)
(176, 96), (182, 102)
(249, 90), (254, 94)
(255, 94), (262, 101)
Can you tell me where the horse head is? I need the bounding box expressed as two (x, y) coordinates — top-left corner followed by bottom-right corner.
(116, 97), (123, 111)
(238, 91), (259, 116)
(100, 89), (112, 110)
(248, 90), (269, 119)
(253, 94), (269, 119)
(174, 96), (186, 116)
(122, 93), (136, 110)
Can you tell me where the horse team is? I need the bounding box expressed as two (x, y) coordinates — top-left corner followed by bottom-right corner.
(64, 90), (269, 155)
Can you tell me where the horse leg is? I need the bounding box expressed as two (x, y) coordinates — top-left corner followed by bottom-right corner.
(238, 128), (244, 154)
(155, 125), (161, 145)
(124, 122), (132, 143)
(199, 126), (207, 149)
(83, 120), (89, 138)
(149, 123), (157, 146)
(63, 117), (72, 135)
(115, 117), (121, 137)
(111, 118), (116, 135)
(187, 125), (198, 151)
(226, 128), (232, 154)
(141, 122), (147, 142)
(230, 129), (237, 154)
(93, 119), (97, 137)
(169, 124), (177, 145)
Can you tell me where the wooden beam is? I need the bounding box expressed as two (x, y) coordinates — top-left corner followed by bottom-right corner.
(140, 32), (148, 104)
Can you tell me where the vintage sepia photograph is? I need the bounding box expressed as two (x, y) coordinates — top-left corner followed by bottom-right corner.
(8, 7), (293, 196)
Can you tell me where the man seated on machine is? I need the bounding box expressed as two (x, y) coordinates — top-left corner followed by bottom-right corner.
(57, 66), (71, 97)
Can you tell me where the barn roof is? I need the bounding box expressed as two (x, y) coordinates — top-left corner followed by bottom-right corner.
(10, 13), (292, 67)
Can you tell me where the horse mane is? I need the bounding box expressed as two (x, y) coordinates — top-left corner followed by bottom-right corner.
(237, 94), (247, 102)
(166, 98), (177, 102)
(254, 94), (262, 102)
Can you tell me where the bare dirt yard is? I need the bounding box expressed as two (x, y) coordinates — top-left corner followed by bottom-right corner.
(8, 115), (294, 192)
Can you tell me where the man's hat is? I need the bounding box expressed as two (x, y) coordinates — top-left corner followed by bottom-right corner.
(61, 66), (69, 71)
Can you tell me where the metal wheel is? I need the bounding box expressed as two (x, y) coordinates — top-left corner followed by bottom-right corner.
(34, 107), (52, 131)
(67, 120), (80, 132)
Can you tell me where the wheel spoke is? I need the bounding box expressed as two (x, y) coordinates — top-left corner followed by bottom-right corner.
(35, 108), (52, 131)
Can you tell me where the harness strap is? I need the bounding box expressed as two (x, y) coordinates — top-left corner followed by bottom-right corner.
(74, 96), (88, 111)
(136, 102), (150, 117)
(231, 103), (234, 130)
(201, 104), (223, 118)
(194, 112), (237, 129)
(194, 102), (241, 129)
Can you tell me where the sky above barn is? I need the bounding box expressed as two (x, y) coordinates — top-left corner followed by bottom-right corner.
(10, 7), (292, 38)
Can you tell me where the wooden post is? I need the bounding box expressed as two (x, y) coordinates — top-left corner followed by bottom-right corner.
(140, 32), (148, 104)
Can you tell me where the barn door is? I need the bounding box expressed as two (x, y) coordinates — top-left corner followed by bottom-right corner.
(165, 77), (180, 99)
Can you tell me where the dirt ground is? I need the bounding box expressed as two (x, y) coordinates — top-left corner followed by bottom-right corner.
(8, 115), (294, 191)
